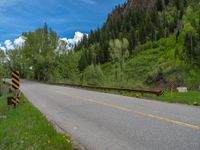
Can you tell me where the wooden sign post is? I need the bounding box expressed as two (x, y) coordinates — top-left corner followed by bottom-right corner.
(170, 79), (174, 97)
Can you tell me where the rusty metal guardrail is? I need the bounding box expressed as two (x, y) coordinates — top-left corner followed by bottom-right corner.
(49, 82), (164, 96)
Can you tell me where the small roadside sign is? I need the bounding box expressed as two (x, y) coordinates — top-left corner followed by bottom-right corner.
(12, 71), (20, 90)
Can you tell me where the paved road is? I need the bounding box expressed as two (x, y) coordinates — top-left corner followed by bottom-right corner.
(20, 80), (200, 150)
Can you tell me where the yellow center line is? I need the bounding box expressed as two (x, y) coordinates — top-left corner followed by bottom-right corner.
(55, 91), (200, 130)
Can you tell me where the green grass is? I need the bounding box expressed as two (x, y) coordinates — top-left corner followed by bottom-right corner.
(147, 91), (200, 105)
(117, 90), (200, 106)
(0, 95), (73, 150)
(87, 88), (200, 106)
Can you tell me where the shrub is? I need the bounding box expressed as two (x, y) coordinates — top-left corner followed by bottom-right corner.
(82, 64), (105, 86)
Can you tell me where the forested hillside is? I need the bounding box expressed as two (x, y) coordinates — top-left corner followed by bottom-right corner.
(0, 0), (200, 89)
(76, 0), (200, 89)
(77, 0), (187, 62)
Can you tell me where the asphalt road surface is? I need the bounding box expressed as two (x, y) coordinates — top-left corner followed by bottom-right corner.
(20, 80), (200, 150)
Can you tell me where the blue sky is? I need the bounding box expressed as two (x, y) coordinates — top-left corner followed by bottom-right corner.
(0, 0), (126, 47)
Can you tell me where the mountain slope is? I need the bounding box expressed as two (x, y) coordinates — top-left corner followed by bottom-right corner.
(77, 0), (188, 63)
(4, 0), (199, 89)
(76, 0), (200, 89)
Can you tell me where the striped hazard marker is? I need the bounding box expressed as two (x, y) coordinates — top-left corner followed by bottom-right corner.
(12, 71), (20, 90)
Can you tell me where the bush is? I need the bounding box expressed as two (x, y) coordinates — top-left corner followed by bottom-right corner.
(82, 64), (105, 86)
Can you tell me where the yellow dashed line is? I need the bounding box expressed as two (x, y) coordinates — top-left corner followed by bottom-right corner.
(132, 110), (200, 130)
(55, 91), (200, 130)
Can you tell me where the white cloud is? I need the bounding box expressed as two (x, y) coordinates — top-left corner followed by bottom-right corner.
(0, 0), (11, 7)
(56, 38), (68, 53)
(67, 31), (87, 46)
(14, 36), (26, 48)
(3, 36), (26, 50)
(3, 32), (87, 52)
(0, 0), (23, 7)
(4, 40), (14, 50)
(58, 31), (88, 50)
(60, 37), (68, 43)
(0, 44), (6, 52)
(80, 0), (97, 5)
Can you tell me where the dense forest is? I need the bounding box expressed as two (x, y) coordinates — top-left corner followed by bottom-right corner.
(77, 0), (199, 65)
(0, 0), (200, 89)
